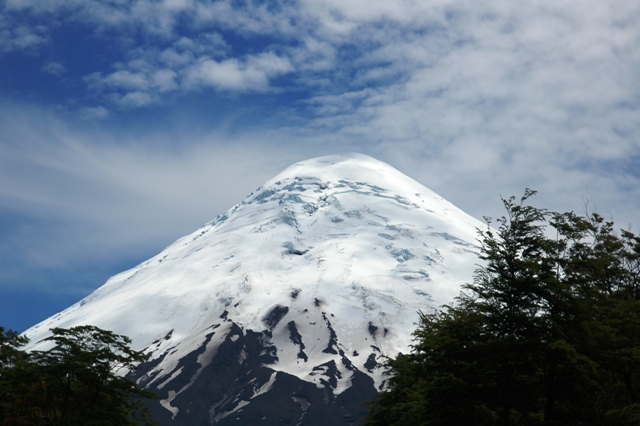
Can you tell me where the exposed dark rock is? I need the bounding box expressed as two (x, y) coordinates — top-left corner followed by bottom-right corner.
(287, 321), (308, 362)
(322, 312), (339, 355)
(282, 241), (308, 256)
(340, 352), (354, 370)
(335, 370), (377, 424)
(263, 305), (289, 330)
(149, 329), (174, 347)
(312, 360), (340, 389)
(134, 349), (171, 389)
(287, 249), (308, 256)
(368, 322), (378, 338)
(364, 353), (377, 373)
(130, 320), (378, 426)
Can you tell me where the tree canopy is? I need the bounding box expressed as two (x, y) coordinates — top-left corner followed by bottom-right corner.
(365, 190), (640, 426)
(0, 325), (156, 426)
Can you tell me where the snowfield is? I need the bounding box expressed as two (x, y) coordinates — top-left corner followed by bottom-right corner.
(25, 153), (486, 422)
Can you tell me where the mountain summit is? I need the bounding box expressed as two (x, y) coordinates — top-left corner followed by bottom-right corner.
(26, 153), (485, 425)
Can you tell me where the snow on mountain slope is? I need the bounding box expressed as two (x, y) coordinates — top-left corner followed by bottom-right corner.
(24, 153), (486, 423)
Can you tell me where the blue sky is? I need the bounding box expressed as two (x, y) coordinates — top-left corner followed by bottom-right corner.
(2, 0), (640, 332)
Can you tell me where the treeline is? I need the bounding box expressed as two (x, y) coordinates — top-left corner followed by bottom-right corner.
(365, 190), (640, 426)
(0, 325), (156, 425)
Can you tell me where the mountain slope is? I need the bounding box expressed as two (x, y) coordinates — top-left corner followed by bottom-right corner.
(25, 153), (485, 425)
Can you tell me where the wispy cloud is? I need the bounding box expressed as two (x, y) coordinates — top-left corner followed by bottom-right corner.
(2, 0), (640, 299)
(2, 0), (639, 194)
(41, 61), (66, 76)
(79, 106), (109, 119)
(0, 16), (48, 53)
(0, 101), (304, 287)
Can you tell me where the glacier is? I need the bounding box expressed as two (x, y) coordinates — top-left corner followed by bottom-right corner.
(24, 153), (486, 425)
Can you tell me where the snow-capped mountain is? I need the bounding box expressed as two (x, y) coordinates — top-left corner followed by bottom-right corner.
(25, 153), (485, 425)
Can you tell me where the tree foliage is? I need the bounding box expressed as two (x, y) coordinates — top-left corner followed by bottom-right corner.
(365, 190), (640, 426)
(0, 325), (156, 426)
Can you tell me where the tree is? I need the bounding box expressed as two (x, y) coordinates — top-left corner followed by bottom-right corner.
(0, 326), (29, 368)
(0, 325), (156, 426)
(364, 190), (640, 426)
(0, 326), (37, 424)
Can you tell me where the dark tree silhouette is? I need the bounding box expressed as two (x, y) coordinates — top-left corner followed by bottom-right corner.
(365, 190), (640, 426)
(0, 325), (157, 426)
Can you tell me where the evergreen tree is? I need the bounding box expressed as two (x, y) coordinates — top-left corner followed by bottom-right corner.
(0, 327), (33, 423)
(364, 191), (640, 426)
(0, 325), (156, 426)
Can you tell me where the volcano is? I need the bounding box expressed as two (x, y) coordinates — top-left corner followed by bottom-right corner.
(25, 153), (485, 425)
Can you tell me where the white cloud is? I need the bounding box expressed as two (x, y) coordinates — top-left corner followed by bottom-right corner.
(0, 101), (303, 277)
(118, 91), (153, 107)
(82, 47), (292, 105)
(11, 0), (636, 120)
(0, 12), (48, 53)
(95, 70), (150, 91)
(79, 106), (109, 119)
(11, 26), (47, 49)
(3, 0), (640, 294)
(41, 61), (66, 76)
(159, 47), (194, 67)
(185, 53), (293, 91)
(152, 69), (178, 92)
